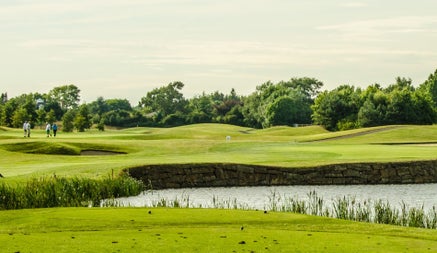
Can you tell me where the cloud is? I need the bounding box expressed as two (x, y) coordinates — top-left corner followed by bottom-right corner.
(317, 16), (437, 38)
(16, 34), (437, 72)
(18, 39), (142, 60)
(0, 1), (156, 25)
(124, 39), (437, 69)
(340, 2), (368, 8)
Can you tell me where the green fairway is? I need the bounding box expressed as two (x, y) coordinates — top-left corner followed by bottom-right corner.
(1, 208), (437, 253)
(1, 124), (437, 183)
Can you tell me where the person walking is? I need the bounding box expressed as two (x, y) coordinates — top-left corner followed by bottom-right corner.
(23, 121), (27, 137)
(26, 121), (31, 137)
(52, 123), (58, 137)
(45, 122), (51, 137)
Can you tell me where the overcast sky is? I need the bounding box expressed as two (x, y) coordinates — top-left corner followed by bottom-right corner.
(1, 0), (437, 105)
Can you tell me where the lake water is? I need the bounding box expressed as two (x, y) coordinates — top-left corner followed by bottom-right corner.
(113, 184), (437, 211)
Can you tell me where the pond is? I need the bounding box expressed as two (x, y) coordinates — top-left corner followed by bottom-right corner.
(113, 183), (437, 211)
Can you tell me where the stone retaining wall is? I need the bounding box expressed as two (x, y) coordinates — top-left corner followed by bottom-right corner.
(125, 160), (437, 189)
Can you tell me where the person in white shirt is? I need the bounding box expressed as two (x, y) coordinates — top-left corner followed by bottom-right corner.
(46, 122), (51, 137)
(26, 121), (31, 137)
(23, 121), (28, 137)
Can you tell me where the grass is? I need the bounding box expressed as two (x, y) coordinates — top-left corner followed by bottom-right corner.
(1, 208), (437, 253)
(0, 175), (144, 209)
(1, 123), (437, 183)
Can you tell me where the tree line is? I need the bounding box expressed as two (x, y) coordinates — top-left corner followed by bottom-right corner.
(1, 69), (437, 132)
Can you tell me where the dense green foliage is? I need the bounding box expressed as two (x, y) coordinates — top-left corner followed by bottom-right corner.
(312, 77), (436, 131)
(242, 78), (319, 128)
(1, 69), (437, 131)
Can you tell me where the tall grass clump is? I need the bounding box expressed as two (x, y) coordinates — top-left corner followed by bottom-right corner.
(300, 192), (437, 229)
(276, 190), (326, 216)
(425, 206), (437, 229)
(373, 200), (400, 225)
(0, 175), (144, 210)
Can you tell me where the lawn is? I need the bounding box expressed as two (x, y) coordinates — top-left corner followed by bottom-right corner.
(1, 123), (437, 252)
(1, 124), (437, 183)
(1, 208), (436, 253)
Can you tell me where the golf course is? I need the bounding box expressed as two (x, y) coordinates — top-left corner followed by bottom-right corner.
(1, 123), (437, 252)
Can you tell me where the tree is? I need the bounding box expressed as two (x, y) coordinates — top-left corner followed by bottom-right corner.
(266, 92), (312, 127)
(139, 81), (187, 118)
(385, 88), (416, 124)
(62, 110), (75, 132)
(12, 108), (29, 128)
(96, 119), (105, 131)
(385, 77), (414, 92)
(48, 84), (81, 111)
(1, 99), (17, 127)
(36, 108), (47, 126)
(358, 99), (383, 127)
(187, 93), (214, 124)
(74, 104), (91, 132)
(45, 109), (56, 124)
(283, 77), (324, 98)
(88, 96), (108, 125)
(419, 69), (437, 110)
(38, 96), (63, 121)
(222, 105), (245, 126)
(1, 92), (7, 104)
(103, 110), (132, 126)
(161, 112), (186, 127)
(241, 90), (263, 128)
(384, 87), (435, 125)
(411, 90), (435, 124)
(242, 78), (321, 128)
(88, 96), (109, 115)
(87, 97), (135, 126)
(208, 89), (245, 126)
(0, 94), (39, 127)
(106, 99), (132, 111)
(0, 104), (3, 126)
(357, 85), (387, 127)
(266, 96), (295, 126)
(74, 115), (87, 132)
(312, 85), (362, 131)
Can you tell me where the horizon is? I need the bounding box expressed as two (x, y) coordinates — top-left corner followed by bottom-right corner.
(2, 0), (437, 105)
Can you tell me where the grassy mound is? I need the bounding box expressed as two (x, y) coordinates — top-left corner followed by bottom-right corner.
(0, 141), (127, 156)
(1, 141), (80, 155)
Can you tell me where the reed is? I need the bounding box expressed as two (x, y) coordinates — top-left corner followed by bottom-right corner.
(0, 175), (144, 210)
(108, 189), (437, 230)
(425, 206), (437, 229)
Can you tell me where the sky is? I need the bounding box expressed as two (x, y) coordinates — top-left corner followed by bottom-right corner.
(1, 0), (437, 105)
